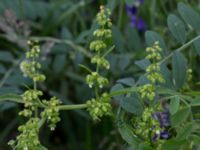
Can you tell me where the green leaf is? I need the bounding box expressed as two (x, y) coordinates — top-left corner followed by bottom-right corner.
(191, 98), (200, 106)
(120, 96), (143, 115)
(176, 123), (193, 140)
(169, 96), (180, 115)
(193, 38), (200, 56)
(178, 2), (200, 32)
(171, 107), (190, 127)
(161, 139), (185, 150)
(0, 51), (14, 62)
(145, 31), (167, 52)
(135, 59), (151, 71)
(110, 84), (124, 101)
(0, 94), (22, 103)
(118, 123), (140, 147)
(172, 51), (187, 89)
(167, 14), (186, 44)
(125, 0), (137, 6)
(53, 54), (66, 73)
(190, 135), (200, 145)
(139, 143), (154, 150)
(117, 78), (135, 86)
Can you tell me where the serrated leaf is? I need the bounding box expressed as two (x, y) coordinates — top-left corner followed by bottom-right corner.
(171, 107), (190, 127)
(117, 78), (135, 86)
(172, 51), (187, 89)
(167, 14), (186, 44)
(169, 96), (180, 115)
(178, 2), (200, 32)
(145, 31), (167, 52)
(176, 123), (193, 140)
(120, 96), (143, 115)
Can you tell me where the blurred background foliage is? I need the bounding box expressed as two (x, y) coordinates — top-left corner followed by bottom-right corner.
(0, 0), (199, 149)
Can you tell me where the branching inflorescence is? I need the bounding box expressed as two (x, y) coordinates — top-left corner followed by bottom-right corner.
(85, 5), (114, 121)
(7, 6), (114, 149)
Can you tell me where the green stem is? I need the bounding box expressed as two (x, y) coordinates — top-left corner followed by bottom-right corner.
(109, 87), (138, 97)
(38, 117), (46, 129)
(58, 104), (87, 111)
(117, 0), (124, 29)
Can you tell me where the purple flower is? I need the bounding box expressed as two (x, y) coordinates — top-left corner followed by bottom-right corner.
(160, 131), (170, 139)
(152, 111), (170, 128)
(125, 0), (146, 31)
(130, 16), (146, 31)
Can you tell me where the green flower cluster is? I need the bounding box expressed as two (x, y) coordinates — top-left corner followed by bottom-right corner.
(41, 97), (61, 131)
(139, 41), (165, 100)
(86, 5), (112, 89)
(86, 72), (108, 88)
(85, 6), (113, 120)
(20, 41), (45, 82)
(135, 107), (160, 140)
(8, 118), (43, 150)
(86, 93), (112, 121)
(19, 90), (43, 117)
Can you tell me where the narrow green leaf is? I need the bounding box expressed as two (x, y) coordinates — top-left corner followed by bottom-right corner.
(169, 96), (180, 115)
(172, 51), (187, 89)
(178, 2), (200, 32)
(0, 94), (22, 103)
(176, 123), (193, 140)
(171, 107), (190, 127)
(167, 14), (186, 44)
(191, 98), (200, 106)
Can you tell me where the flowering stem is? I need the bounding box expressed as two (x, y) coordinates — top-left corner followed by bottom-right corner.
(58, 104), (87, 111)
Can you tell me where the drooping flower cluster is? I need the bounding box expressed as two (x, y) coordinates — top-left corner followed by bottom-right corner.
(86, 93), (112, 121)
(126, 0), (146, 31)
(41, 97), (61, 130)
(139, 41), (165, 101)
(20, 41), (45, 82)
(8, 118), (43, 150)
(85, 6), (113, 120)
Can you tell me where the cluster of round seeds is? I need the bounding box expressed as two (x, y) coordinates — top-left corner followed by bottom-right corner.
(8, 118), (42, 150)
(19, 90), (43, 117)
(41, 97), (61, 130)
(86, 93), (112, 121)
